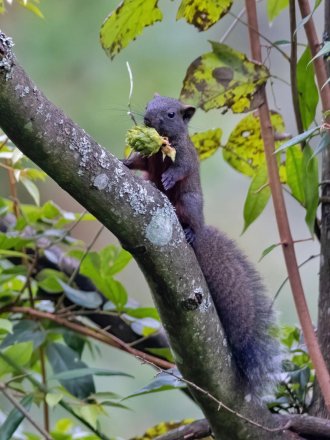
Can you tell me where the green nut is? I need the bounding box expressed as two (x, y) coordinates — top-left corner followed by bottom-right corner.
(125, 126), (164, 157)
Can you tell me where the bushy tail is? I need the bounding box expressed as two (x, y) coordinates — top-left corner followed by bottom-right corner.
(193, 226), (280, 394)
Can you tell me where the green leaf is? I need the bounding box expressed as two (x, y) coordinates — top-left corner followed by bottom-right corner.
(224, 112), (286, 177)
(1, 320), (45, 350)
(313, 131), (330, 157)
(63, 330), (85, 358)
(180, 41), (269, 113)
(302, 145), (319, 234)
(103, 278), (128, 310)
(130, 317), (161, 336)
(0, 342), (33, 377)
(37, 269), (67, 294)
(275, 126), (320, 152)
(146, 347), (175, 363)
(103, 246), (132, 276)
(267, 0), (288, 21)
(191, 128), (222, 160)
(58, 280), (103, 309)
(310, 41), (330, 63)
(20, 178), (40, 206)
(124, 369), (185, 400)
(0, 318), (13, 334)
(0, 249), (29, 259)
(286, 146), (305, 204)
(243, 163), (271, 233)
(46, 392), (63, 407)
(259, 243), (279, 261)
(0, 394), (33, 440)
(41, 200), (61, 219)
(19, 0), (44, 19)
(100, 0), (163, 59)
(125, 307), (160, 320)
(176, 0), (233, 31)
(297, 47), (319, 130)
(50, 367), (132, 382)
(46, 343), (95, 399)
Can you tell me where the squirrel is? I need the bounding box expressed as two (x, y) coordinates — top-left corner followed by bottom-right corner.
(123, 94), (280, 394)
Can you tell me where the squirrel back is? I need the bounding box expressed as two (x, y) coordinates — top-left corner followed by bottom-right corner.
(124, 95), (280, 394)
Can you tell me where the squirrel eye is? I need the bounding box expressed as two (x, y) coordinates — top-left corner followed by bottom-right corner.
(167, 112), (175, 119)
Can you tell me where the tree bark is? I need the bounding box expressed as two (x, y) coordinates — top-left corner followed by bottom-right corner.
(0, 31), (295, 439)
(308, 0), (330, 418)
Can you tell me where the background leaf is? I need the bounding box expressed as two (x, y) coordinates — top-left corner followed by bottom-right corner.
(302, 145), (319, 234)
(58, 280), (103, 309)
(243, 163), (271, 232)
(0, 394), (33, 440)
(297, 47), (319, 130)
(224, 112), (286, 177)
(0, 342), (33, 377)
(267, 0), (289, 22)
(286, 145), (305, 204)
(1, 320), (45, 350)
(100, 0), (163, 59)
(124, 369), (185, 399)
(176, 0), (232, 31)
(46, 343), (95, 399)
(191, 128), (222, 160)
(180, 41), (269, 113)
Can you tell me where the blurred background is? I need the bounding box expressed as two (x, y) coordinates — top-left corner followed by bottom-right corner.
(0, 0), (322, 437)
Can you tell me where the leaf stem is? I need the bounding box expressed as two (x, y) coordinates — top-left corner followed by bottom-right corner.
(39, 346), (50, 433)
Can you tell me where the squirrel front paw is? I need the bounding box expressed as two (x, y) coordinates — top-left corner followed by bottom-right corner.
(161, 169), (176, 190)
(184, 227), (195, 244)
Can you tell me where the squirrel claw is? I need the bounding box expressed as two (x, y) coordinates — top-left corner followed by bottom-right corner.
(184, 227), (195, 244)
(161, 172), (176, 191)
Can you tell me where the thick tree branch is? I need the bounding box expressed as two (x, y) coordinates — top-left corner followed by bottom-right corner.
(0, 31), (293, 439)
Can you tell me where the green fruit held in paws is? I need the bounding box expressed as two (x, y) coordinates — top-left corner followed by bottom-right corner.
(126, 126), (176, 161)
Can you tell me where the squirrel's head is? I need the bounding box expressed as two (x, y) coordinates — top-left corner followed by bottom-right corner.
(144, 95), (195, 140)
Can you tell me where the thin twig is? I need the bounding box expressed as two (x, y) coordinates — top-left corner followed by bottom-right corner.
(126, 61), (137, 125)
(228, 10), (290, 61)
(136, 357), (287, 434)
(272, 254), (320, 306)
(220, 6), (246, 43)
(0, 383), (52, 440)
(43, 209), (87, 250)
(67, 224), (104, 286)
(7, 305), (174, 370)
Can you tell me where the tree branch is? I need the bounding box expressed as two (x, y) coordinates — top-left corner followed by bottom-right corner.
(296, 0), (330, 418)
(0, 31), (292, 439)
(245, 0), (330, 413)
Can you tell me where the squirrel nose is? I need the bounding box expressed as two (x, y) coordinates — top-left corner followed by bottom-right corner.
(144, 117), (152, 127)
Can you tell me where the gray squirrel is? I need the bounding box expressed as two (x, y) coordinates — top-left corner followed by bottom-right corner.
(124, 95), (280, 394)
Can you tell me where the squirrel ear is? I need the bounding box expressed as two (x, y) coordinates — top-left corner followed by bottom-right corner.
(181, 105), (196, 122)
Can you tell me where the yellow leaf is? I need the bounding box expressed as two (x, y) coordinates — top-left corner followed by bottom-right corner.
(177, 0), (233, 31)
(223, 111), (286, 180)
(180, 42), (269, 113)
(191, 128), (222, 160)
